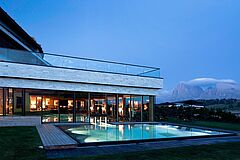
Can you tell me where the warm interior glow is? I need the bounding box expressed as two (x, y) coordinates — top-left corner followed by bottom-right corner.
(46, 98), (50, 105)
(90, 106), (94, 111)
(68, 100), (73, 107)
(30, 96), (43, 111)
(42, 100), (46, 109)
(118, 107), (123, 115)
(30, 96), (37, 110)
(54, 100), (58, 106)
(102, 107), (106, 113)
(80, 101), (84, 107)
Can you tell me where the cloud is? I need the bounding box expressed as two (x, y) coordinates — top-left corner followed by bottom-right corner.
(182, 78), (236, 86)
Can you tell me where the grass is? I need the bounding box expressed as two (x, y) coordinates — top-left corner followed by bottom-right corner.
(165, 118), (240, 131)
(0, 121), (239, 160)
(63, 142), (240, 160)
(0, 126), (45, 160)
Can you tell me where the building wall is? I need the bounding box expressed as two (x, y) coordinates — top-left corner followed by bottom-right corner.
(0, 61), (163, 95)
(0, 77), (159, 96)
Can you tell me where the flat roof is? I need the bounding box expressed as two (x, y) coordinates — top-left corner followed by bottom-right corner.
(0, 7), (43, 52)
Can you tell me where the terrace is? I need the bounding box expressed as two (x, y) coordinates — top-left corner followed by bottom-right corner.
(0, 47), (161, 79)
(0, 47), (163, 96)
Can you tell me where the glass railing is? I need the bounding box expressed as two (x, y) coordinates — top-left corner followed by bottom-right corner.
(0, 48), (160, 78)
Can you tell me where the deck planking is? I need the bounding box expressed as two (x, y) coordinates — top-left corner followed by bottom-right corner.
(36, 124), (78, 150)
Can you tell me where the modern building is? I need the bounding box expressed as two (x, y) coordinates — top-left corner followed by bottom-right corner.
(0, 7), (163, 123)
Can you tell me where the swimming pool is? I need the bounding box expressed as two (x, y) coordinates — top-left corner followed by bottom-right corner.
(58, 123), (232, 145)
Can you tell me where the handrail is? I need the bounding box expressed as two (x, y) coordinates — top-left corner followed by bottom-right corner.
(0, 47), (161, 78)
(42, 52), (160, 70)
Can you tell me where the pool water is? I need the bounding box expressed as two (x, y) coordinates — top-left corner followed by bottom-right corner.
(58, 123), (228, 144)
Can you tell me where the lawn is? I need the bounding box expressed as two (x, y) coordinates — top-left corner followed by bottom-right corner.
(0, 126), (45, 160)
(165, 118), (240, 131)
(65, 142), (240, 160)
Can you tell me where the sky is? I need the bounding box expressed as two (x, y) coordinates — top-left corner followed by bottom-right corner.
(1, 0), (240, 90)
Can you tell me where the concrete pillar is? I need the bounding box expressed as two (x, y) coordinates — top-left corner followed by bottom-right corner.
(141, 96), (143, 122)
(116, 94), (119, 122)
(11, 89), (14, 115)
(58, 93), (60, 122)
(3, 88), (6, 116)
(129, 96), (132, 122)
(87, 93), (90, 123)
(149, 96), (155, 122)
(73, 92), (76, 123)
(22, 89), (25, 116)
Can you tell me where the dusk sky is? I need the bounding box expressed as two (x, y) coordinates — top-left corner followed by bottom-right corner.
(1, 0), (240, 90)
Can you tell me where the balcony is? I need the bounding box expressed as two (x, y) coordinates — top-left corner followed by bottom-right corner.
(0, 48), (163, 95)
(0, 48), (160, 79)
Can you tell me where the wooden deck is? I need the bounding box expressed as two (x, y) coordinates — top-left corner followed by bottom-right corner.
(36, 124), (78, 150)
(0, 116), (41, 126)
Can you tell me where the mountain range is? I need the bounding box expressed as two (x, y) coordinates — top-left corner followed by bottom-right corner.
(157, 78), (240, 103)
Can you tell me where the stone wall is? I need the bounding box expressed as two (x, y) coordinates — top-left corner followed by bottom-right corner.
(0, 62), (163, 95)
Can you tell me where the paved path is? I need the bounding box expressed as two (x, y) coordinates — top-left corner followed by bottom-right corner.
(36, 124), (78, 149)
(46, 135), (240, 159)
(0, 116), (41, 126)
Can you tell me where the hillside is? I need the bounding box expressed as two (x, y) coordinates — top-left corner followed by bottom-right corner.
(177, 99), (240, 112)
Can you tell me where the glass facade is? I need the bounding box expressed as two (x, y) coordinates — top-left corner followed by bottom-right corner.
(106, 94), (117, 122)
(122, 95), (131, 121)
(132, 96), (142, 122)
(13, 89), (23, 115)
(75, 92), (89, 123)
(5, 88), (13, 115)
(0, 88), (155, 123)
(59, 92), (74, 123)
(142, 96), (150, 121)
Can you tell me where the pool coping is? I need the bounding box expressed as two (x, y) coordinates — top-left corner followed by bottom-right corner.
(111, 121), (240, 134)
(55, 122), (238, 147)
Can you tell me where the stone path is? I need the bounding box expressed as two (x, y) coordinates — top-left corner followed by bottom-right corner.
(0, 116), (41, 126)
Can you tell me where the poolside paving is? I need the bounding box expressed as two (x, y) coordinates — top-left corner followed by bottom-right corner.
(46, 135), (240, 159)
(36, 124), (78, 150)
(0, 116), (41, 126)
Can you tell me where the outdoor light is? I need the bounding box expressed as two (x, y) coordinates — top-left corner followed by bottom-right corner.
(54, 117), (58, 122)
